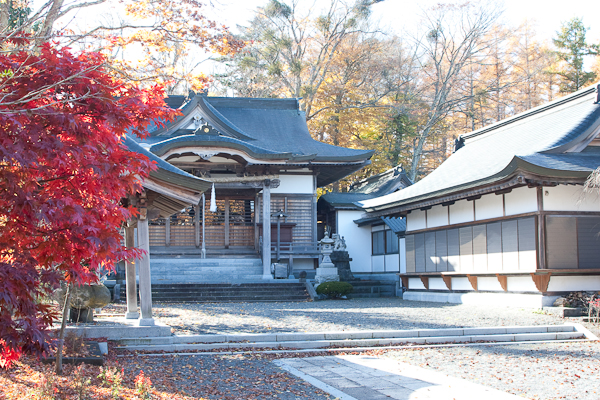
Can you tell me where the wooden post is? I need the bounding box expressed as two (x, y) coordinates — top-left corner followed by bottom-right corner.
(125, 225), (139, 319)
(165, 217), (170, 247)
(224, 199), (230, 249)
(276, 216), (281, 262)
(537, 187), (547, 269)
(137, 206), (154, 326)
(254, 194), (259, 250)
(201, 193), (206, 259)
(194, 204), (200, 248)
(262, 179), (272, 279)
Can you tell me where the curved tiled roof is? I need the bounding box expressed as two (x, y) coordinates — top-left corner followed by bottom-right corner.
(360, 84), (600, 213)
(150, 134), (289, 159)
(124, 135), (211, 193)
(144, 95), (374, 163)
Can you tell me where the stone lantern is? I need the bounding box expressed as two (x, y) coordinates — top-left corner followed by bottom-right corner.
(315, 232), (340, 284)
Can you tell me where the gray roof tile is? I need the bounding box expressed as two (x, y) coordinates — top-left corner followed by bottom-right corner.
(320, 166), (412, 208)
(360, 85), (600, 212)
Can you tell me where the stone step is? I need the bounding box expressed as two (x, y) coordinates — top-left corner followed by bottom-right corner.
(150, 290), (308, 296)
(115, 324), (590, 352)
(151, 297), (310, 303)
(151, 283), (307, 289)
(119, 282), (310, 303)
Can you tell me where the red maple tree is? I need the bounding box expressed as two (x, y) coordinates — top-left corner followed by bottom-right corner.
(0, 42), (173, 368)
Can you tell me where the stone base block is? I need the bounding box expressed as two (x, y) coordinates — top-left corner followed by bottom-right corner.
(125, 312), (140, 319)
(138, 318), (155, 327)
(315, 267), (339, 285)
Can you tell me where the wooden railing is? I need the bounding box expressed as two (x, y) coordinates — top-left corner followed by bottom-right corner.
(259, 239), (320, 258)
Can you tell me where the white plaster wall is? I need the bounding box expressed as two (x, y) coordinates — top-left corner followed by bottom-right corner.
(427, 205), (449, 228)
(407, 210), (426, 231)
(503, 251), (520, 272)
(543, 185), (600, 212)
(506, 276), (538, 292)
(271, 175), (314, 194)
(372, 255), (385, 272)
(408, 277), (426, 290)
(449, 200), (474, 225)
(385, 254), (400, 272)
(399, 238), (406, 274)
(475, 193), (504, 221)
(429, 278), (449, 291)
(451, 277), (473, 291)
(477, 277), (504, 291)
(372, 224), (385, 232)
(337, 210), (371, 273)
(504, 186), (537, 216)
(518, 250), (537, 272)
(547, 276), (600, 292)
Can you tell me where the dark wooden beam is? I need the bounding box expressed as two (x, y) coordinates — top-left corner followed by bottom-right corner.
(419, 276), (429, 290)
(442, 275), (452, 290)
(496, 274), (507, 291)
(466, 274), (478, 291)
(531, 272), (551, 293)
(400, 276), (409, 289)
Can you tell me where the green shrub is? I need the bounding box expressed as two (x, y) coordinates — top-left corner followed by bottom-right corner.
(316, 281), (353, 298)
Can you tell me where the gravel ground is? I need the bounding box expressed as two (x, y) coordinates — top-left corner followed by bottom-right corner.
(104, 299), (600, 400)
(126, 298), (598, 336)
(384, 341), (600, 400)
(122, 352), (335, 399)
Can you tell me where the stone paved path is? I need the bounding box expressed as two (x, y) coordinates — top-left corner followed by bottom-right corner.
(276, 355), (526, 400)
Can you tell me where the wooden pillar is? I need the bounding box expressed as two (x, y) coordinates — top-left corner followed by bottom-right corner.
(201, 193), (206, 259)
(262, 179), (272, 279)
(124, 226), (139, 319)
(194, 204), (200, 248)
(537, 187), (547, 269)
(254, 193), (259, 250)
(224, 199), (230, 249)
(165, 217), (170, 247)
(137, 207), (154, 326)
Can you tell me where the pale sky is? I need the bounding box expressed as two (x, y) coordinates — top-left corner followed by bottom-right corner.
(31, 0), (600, 76)
(208, 0), (600, 42)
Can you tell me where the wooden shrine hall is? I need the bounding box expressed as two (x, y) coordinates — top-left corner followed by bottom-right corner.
(127, 93), (374, 284)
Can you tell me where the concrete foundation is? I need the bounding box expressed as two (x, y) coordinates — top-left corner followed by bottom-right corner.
(403, 291), (560, 308)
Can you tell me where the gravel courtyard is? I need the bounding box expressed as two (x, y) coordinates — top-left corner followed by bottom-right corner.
(108, 298), (600, 399)
(140, 298), (597, 336)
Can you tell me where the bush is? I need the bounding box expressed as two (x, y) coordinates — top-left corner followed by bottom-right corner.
(316, 281), (353, 299)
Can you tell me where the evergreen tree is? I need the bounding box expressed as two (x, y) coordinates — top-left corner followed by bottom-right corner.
(553, 17), (599, 93)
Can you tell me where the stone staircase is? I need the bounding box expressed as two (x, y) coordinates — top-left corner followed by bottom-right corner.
(150, 257), (263, 283)
(120, 282), (311, 303)
(348, 280), (396, 298)
(115, 324), (592, 353)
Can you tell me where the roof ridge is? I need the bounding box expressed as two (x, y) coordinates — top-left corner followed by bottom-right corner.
(204, 96), (301, 110)
(461, 84), (598, 142)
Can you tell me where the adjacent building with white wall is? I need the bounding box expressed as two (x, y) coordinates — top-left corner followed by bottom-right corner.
(359, 85), (600, 308)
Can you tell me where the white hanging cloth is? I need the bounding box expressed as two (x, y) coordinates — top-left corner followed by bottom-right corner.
(210, 183), (217, 213)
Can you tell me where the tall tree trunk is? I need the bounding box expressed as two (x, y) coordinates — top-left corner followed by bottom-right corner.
(55, 283), (72, 375)
(37, 0), (63, 46)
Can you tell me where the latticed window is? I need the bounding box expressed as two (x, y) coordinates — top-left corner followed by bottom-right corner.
(372, 229), (398, 255)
